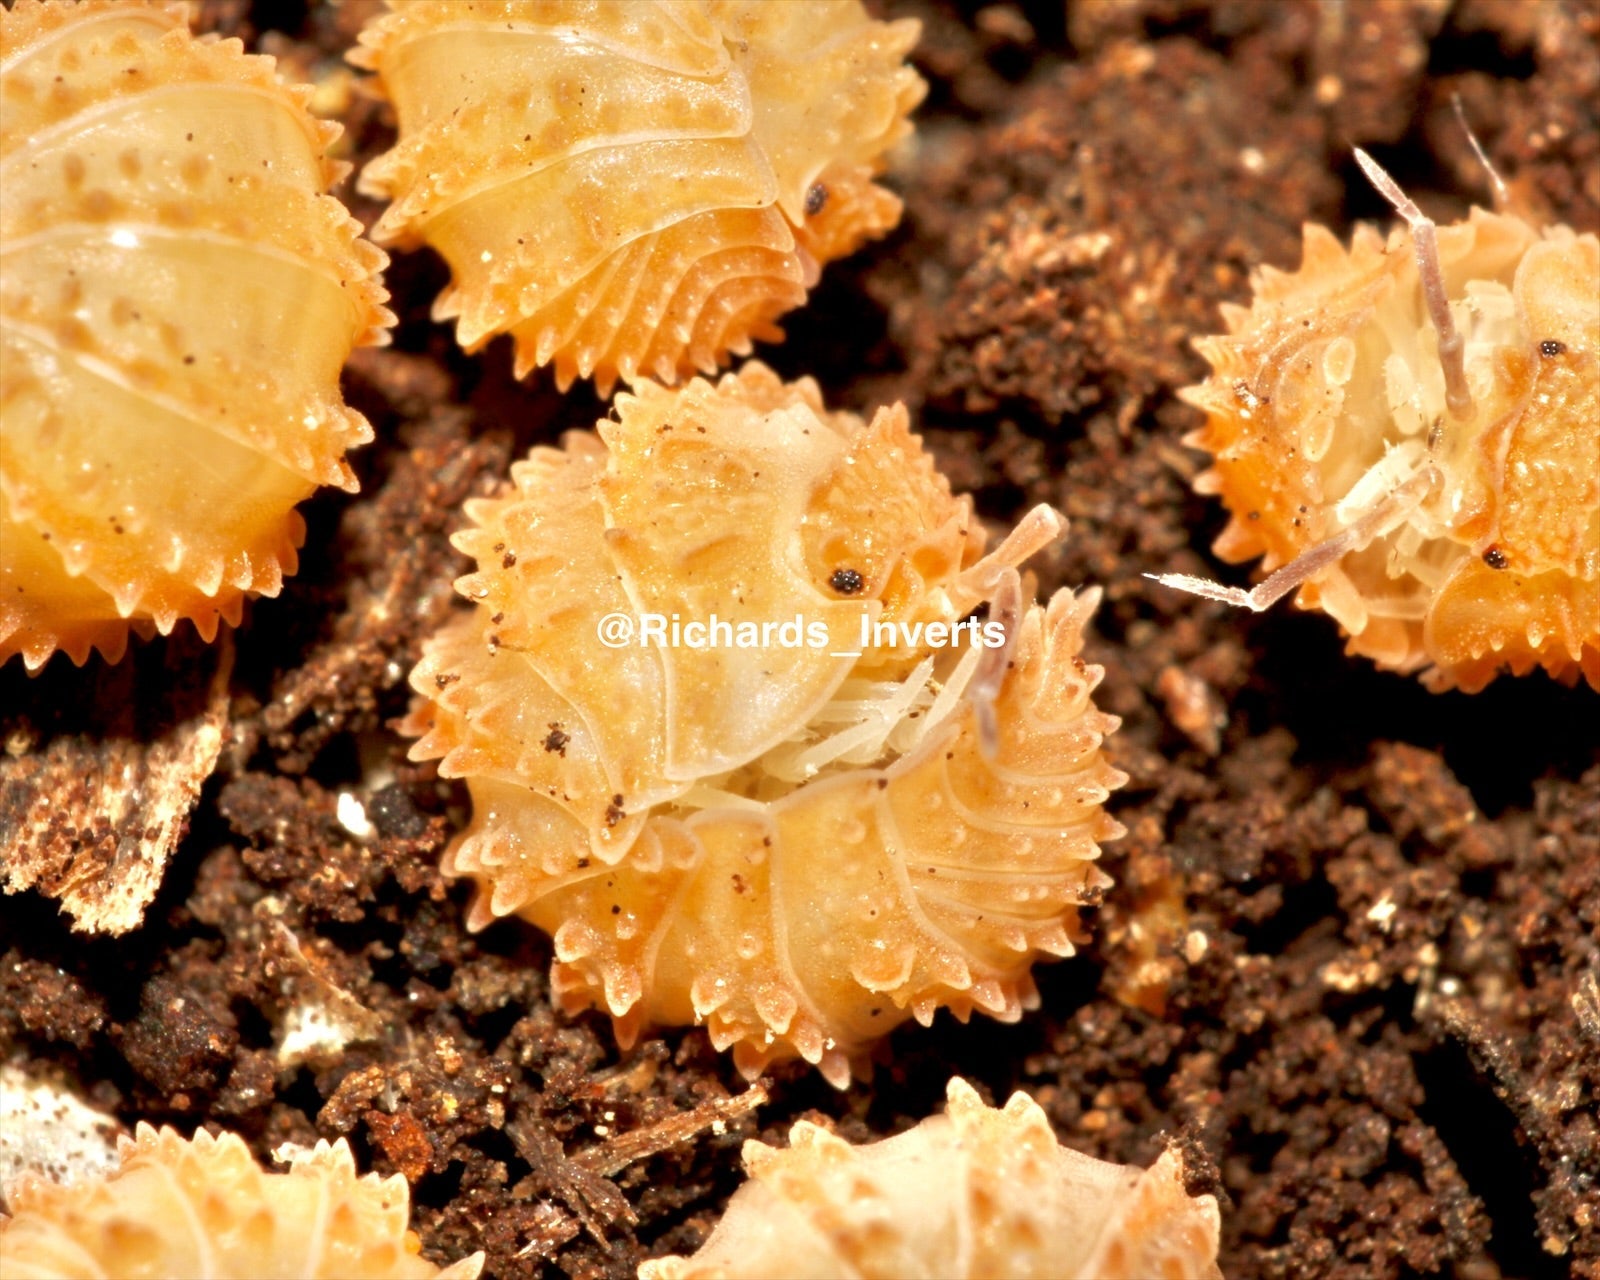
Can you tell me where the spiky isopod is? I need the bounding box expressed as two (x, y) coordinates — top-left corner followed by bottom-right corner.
(638, 1077), (1224, 1280)
(0, 0), (392, 670)
(1154, 150), (1599, 691)
(402, 362), (1125, 1089)
(350, 0), (924, 393)
(0, 1123), (483, 1279)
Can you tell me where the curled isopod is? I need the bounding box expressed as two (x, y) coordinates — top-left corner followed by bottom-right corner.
(402, 362), (1125, 1088)
(637, 1077), (1224, 1280)
(0, 0), (392, 670)
(350, 0), (924, 392)
(0, 1123), (483, 1278)
(1154, 148), (1598, 691)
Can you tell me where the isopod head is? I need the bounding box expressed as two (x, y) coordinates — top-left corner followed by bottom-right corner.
(351, 0), (925, 392)
(0, 0), (392, 670)
(1177, 195), (1599, 691)
(403, 362), (1125, 1087)
(638, 1077), (1224, 1280)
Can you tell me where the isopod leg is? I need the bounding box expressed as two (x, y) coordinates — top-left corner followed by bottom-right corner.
(965, 568), (1024, 759)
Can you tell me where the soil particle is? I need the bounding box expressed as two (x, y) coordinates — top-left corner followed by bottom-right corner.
(246, 404), (510, 775)
(0, 956), (106, 1051)
(871, 35), (1337, 424)
(1435, 0), (1600, 229)
(116, 972), (238, 1104)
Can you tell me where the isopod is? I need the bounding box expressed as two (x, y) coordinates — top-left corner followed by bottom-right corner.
(350, 0), (925, 393)
(638, 1077), (1224, 1280)
(0, 0), (392, 670)
(1152, 147), (1599, 691)
(402, 362), (1124, 1088)
(0, 1123), (483, 1278)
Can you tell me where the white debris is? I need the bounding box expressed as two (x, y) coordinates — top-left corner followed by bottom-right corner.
(268, 921), (384, 1068)
(335, 791), (373, 839)
(0, 1063), (123, 1203)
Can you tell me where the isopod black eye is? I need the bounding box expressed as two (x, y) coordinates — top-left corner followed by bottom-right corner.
(829, 567), (864, 594)
(805, 182), (828, 216)
(1539, 339), (1566, 358)
(1483, 546), (1508, 570)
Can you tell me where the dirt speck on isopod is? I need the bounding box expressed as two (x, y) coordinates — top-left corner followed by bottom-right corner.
(1, 3), (1596, 1278)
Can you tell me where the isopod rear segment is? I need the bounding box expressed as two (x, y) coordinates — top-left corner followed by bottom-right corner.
(350, 0), (926, 393)
(639, 1077), (1224, 1280)
(0, 1122), (484, 1278)
(0, 0), (393, 670)
(523, 586), (1121, 1089)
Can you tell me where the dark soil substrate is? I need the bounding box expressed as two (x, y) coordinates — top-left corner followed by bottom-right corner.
(3, 3), (1596, 1278)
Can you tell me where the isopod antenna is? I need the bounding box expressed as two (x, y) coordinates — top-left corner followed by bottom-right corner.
(1353, 148), (1476, 423)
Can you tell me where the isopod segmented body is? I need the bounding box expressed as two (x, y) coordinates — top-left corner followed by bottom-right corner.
(0, 1123), (483, 1278)
(1169, 180), (1599, 691)
(403, 362), (1124, 1088)
(639, 1077), (1224, 1280)
(0, 0), (392, 670)
(351, 0), (924, 393)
